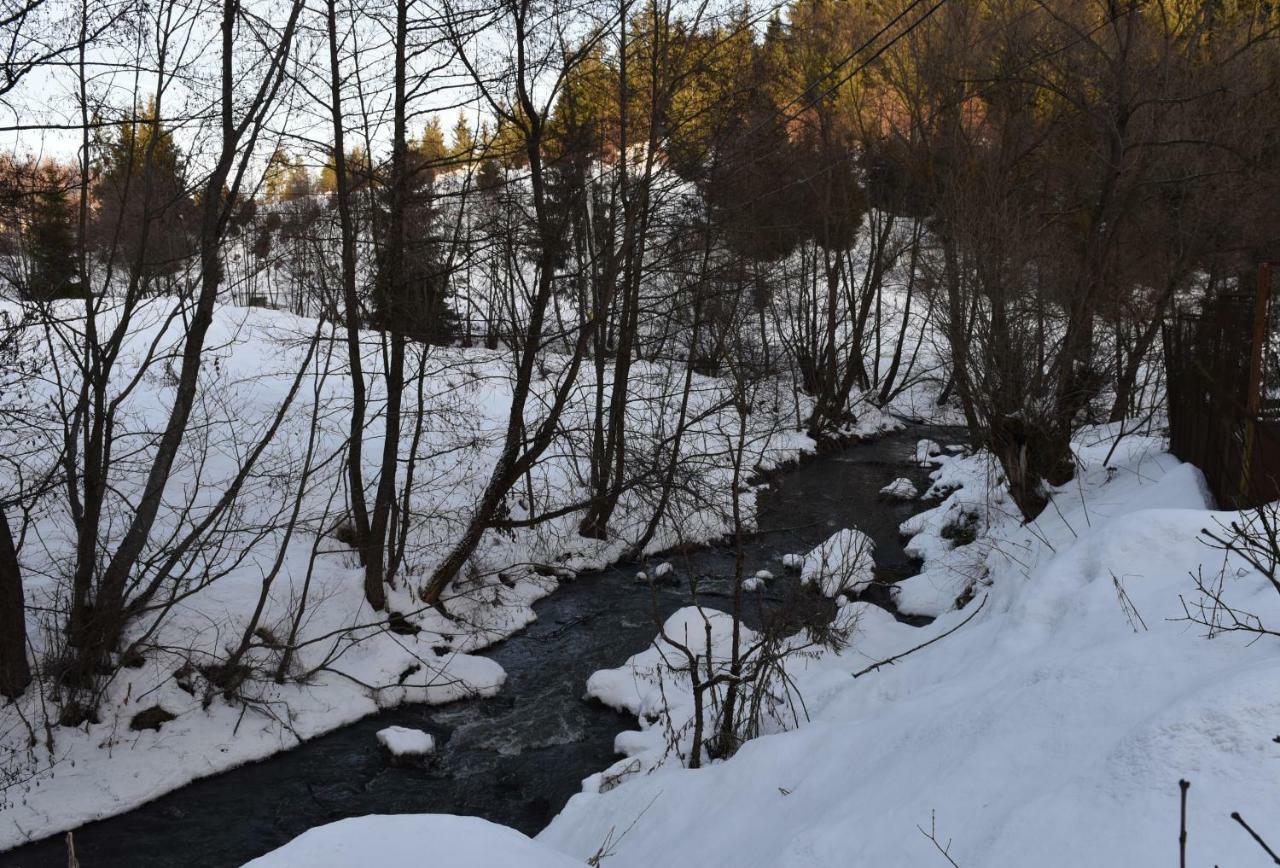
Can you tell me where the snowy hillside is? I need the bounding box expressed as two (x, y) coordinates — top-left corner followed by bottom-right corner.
(0, 301), (821, 849)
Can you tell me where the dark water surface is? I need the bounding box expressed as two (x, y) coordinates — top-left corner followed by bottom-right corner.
(1, 425), (961, 868)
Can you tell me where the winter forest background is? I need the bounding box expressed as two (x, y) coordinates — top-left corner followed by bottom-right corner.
(3, 0), (1280, 864)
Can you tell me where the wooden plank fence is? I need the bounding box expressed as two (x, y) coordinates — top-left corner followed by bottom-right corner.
(1163, 264), (1280, 508)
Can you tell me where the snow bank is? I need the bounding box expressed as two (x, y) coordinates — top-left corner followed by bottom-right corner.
(245, 815), (578, 867)
(536, 431), (1280, 866)
(914, 438), (943, 465)
(376, 726), (435, 757)
(582, 607), (765, 783)
(800, 528), (876, 597)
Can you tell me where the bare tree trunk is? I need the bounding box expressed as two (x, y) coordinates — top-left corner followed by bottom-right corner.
(364, 0), (411, 608)
(0, 508), (31, 698)
(69, 0), (304, 682)
(878, 218), (921, 405)
(325, 0), (378, 607)
(423, 2), (612, 606)
(1109, 280), (1177, 423)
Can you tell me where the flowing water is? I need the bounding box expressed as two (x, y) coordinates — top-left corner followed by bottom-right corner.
(1, 424), (963, 868)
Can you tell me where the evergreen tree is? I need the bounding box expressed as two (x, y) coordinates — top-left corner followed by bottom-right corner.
(25, 166), (79, 300)
(451, 115), (475, 161)
(264, 148), (292, 202)
(416, 116), (448, 165)
(264, 150), (313, 202)
(91, 101), (195, 287)
(318, 153), (338, 195)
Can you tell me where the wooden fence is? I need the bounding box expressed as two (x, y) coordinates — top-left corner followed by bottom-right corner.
(1163, 264), (1280, 509)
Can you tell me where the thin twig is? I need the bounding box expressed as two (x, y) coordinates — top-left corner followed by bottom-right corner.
(1232, 811), (1280, 864)
(917, 810), (962, 867)
(852, 595), (987, 679)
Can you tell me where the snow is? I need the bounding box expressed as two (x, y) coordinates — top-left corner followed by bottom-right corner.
(531, 430), (1280, 865)
(653, 562), (673, 577)
(375, 726), (435, 757)
(799, 528), (877, 597)
(6, 289), (1255, 864)
(581, 607), (765, 780)
(0, 301), (815, 850)
(878, 477), (918, 500)
(914, 438), (943, 465)
(244, 815), (578, 867)
(754, 569), (773, 580)
(742, 576), (763, 592)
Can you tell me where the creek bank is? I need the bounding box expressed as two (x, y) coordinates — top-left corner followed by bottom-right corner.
(0, 424), (963, 868)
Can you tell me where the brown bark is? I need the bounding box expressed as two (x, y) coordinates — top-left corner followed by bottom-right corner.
(68, 0), (305, 682)
(0, 508), (31, 698)
(325, 0), (377, 607)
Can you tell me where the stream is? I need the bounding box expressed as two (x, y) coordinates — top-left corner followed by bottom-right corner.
(1, 424), (963, 868)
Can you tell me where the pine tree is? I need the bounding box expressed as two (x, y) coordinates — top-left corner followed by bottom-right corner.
(318, 153), (338, 195)
(417, 116), (448, 165)
(264, 148), (292, 202)
(451, 115), (475, 161)
(91, 101), (195, 286)
(25, 166), (79, 300)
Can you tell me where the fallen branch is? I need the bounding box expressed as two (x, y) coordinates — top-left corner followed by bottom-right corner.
(917, 810), (962, 867)
(852, 595), (988, 679)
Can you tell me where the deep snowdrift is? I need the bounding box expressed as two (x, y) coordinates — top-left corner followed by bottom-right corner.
(537, 430), (1280, 865)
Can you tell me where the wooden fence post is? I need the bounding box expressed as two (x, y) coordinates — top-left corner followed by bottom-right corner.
(1242, 263), (1278, 503)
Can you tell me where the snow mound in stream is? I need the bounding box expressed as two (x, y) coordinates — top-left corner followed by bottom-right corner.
(800, 528), (876, 597)
(376, 726), (435, 757)
(879, 477), (918, 500)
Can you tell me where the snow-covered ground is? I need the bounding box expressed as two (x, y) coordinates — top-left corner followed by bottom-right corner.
(252, 423), (1280, 866)
(0, 300), (831, 850)
(539, 428), (1280, 865)
(245, 815), (577, 868)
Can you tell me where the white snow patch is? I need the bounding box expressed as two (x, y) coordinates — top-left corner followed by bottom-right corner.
(879, 477), (918, 500)
(800, 528), (876, 597)
(376, 726), (436, 757)
(245, 815), (578, 867)
(914, 438), (943, 465)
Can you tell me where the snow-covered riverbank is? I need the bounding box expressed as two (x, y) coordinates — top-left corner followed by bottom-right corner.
(2, 301), (864, 851)
(256, 425), (1280, 866)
